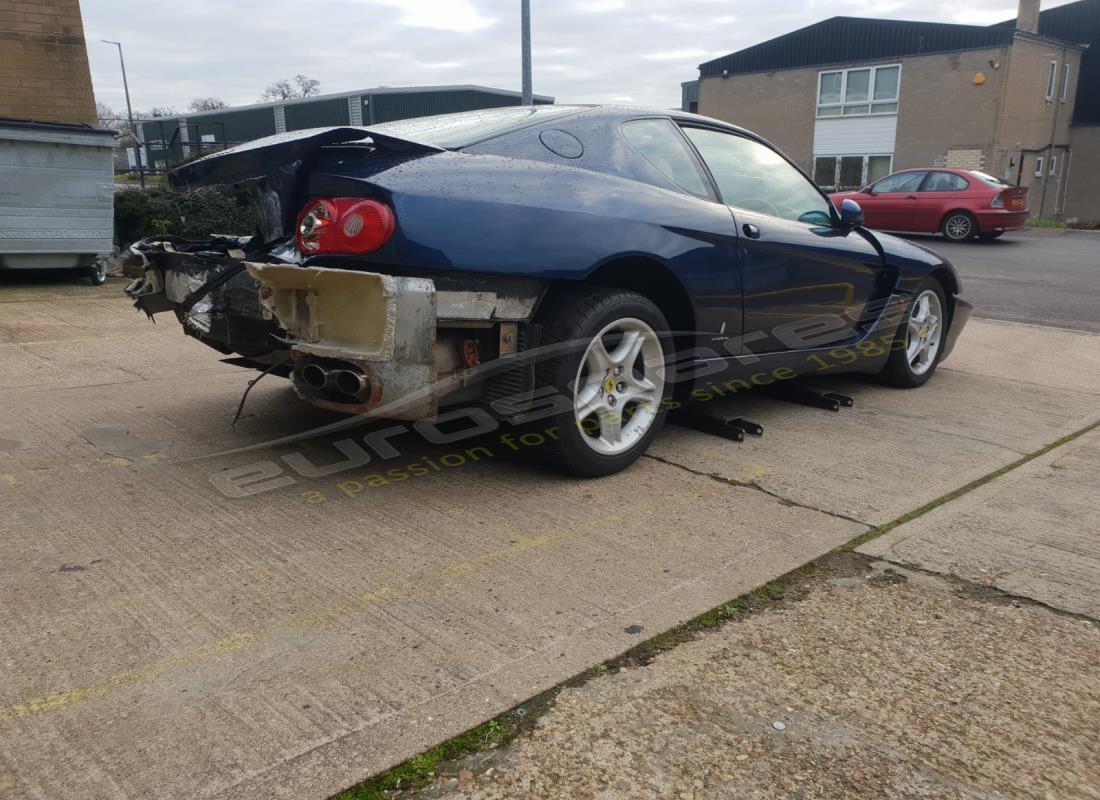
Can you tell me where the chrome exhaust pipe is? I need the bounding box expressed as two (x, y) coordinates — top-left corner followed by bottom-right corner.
(301, 363), (328, 390)
(330, 369), (370, 398)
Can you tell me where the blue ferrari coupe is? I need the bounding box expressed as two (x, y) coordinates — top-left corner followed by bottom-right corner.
(125, 105), (971, 476)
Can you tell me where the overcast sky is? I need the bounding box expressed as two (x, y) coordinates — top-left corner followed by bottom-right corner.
(84, 0), (1076, 116)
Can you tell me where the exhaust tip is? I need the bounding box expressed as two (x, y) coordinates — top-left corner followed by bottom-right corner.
(331, 369), (369, 398)
(301, 364), (328, 389)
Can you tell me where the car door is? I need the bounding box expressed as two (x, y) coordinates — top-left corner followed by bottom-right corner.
(680, 126), (884, 354)
(914, 170), (970, 232)
(863, 170), (929, 231)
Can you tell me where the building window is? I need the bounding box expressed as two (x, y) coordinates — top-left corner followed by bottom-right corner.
(1049, 156), (1057, 176)
(813, 154), (893, 190)
(817, 65), (900, 117)
(1061, 63), (1070, 102)
(1034, 156), (1044, 177)
(1046, 60), (1057, 100)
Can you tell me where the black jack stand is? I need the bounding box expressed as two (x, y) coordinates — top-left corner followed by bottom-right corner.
(671, 409), (765, 442)
(763, 386), (854, 412)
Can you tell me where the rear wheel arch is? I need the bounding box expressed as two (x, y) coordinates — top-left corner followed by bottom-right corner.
(539, 257), (697, 405)
(574, 256), (696, 344)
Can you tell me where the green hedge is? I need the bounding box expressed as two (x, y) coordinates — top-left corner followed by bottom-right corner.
(114, 187), (257, 247)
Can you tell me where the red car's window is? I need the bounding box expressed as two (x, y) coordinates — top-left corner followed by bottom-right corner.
(922, 172), (969, 192)
(871, 171), (927, 194)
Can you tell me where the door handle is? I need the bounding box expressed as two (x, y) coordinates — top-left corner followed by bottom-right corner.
(743, 223), (760, 239)
(905, 195), (918, 199)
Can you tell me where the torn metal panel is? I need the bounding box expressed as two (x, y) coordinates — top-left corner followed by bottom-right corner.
(247, 264), (436, 361)
(123, 237), (283, 357)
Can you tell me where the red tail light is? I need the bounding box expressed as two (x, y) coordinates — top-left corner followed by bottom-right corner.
(296, 197), (395, 255)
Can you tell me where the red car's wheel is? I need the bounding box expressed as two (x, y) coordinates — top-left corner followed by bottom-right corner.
(942, 211), (978, 242)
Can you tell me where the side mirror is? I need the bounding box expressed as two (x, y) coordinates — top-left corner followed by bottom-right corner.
(861, 185), (874, 194)
(840, 198), (864, 229)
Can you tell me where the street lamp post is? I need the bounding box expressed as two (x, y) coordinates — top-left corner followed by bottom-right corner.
(520, 0), (532, 105)
(102, 39), (144, 189)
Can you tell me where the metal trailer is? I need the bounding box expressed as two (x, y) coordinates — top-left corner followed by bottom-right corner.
(0, 118), (116, 284)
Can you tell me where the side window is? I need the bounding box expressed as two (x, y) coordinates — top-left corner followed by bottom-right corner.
(922, 172), (968, 192)
(871, 171), (927, 194)
(621, 119), (713, 199)
(681, 127), (831, 223)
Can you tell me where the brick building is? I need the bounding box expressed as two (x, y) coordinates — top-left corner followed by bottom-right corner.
(0, 0), (97, 126)
(688, 0), (1099, 223)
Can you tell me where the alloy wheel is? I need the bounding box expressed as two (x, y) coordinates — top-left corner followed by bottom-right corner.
(905, 289), (943, 376)
(573, 317), (665, 456)
(944, 214), (973, 241)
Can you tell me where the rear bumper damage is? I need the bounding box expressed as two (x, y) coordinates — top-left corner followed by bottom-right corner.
(124, 239), (544, 420)
(248, 264), (439, 418)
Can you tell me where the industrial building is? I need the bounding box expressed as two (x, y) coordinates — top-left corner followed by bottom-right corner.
(136, 85), (554, 170)
(685, 0), (1100, 223)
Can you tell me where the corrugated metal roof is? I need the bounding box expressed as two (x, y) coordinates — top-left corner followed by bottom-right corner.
(179, 84), (554, 121)
(699, 17), (1013, 78)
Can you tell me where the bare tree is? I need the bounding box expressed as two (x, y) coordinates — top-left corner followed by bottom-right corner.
(147, 106), (177, 118)
(188, 97), (228, 112)
(293, 74), (321, 97)
(259, 75), (322, 101)
(96, 101), (120, 130)
(97, 101), (138, 146)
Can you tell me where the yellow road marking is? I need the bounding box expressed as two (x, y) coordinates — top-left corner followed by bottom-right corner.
(0, 634), (256, 722)
(0, 335), (132, 349)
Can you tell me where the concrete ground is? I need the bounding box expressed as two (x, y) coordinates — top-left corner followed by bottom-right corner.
(903, 228), (1100, 333)
(428, 556), (1100, 800)
(1, 275), (1098, 799)
(861, 426), (1100, 619)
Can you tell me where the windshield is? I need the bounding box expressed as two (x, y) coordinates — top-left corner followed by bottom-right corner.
(969, 170), (1010, 188)
(371, 105), (582, 148)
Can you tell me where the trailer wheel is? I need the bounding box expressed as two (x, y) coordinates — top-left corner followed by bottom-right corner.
(86, 262), (107, 286)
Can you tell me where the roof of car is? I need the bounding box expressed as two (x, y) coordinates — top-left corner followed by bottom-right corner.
(560, 104), (755, 136)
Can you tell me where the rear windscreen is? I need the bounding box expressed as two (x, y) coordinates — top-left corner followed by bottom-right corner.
(969, 170), (1010, 188)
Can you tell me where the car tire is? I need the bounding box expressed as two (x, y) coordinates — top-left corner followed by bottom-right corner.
(882, 277), (948, 388)
(86, 262), (107, 285)
(979, 231), (1004, 240)
(941, 211), (978, 242)
(533, 288), (671, 477)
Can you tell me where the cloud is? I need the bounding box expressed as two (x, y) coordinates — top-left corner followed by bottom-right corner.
(82, 0), (1081, 115)
(369, 0), (496, 32)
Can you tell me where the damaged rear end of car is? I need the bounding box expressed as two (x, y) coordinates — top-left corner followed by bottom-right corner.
(124, 125), (546, 421)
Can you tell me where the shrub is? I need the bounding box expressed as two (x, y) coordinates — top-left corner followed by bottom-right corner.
(113, 186), (257, 247)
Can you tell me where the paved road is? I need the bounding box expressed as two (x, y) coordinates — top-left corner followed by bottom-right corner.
(899, 229), (1100, 333)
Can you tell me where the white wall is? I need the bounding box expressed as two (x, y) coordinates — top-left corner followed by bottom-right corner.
(813, 115), (898, 156)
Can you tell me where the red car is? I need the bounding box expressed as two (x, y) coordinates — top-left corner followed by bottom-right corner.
(830, 168), (1028, 242)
